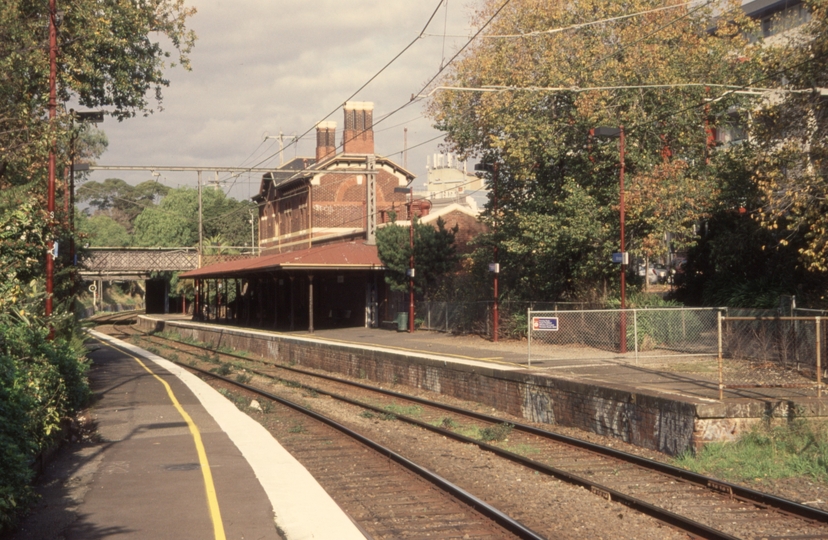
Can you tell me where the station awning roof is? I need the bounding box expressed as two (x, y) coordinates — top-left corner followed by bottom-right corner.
(179, 241), (384, 279)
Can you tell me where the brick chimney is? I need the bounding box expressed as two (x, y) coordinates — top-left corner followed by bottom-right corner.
(315, 121), (337, 163)
(342, 101), (374, 154)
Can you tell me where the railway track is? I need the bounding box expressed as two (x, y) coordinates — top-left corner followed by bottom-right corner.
(99, 323), (828, 539)
(96, 324), (542, 539)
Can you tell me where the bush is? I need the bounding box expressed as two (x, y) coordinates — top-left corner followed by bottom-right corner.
(0, 313), (89, 531)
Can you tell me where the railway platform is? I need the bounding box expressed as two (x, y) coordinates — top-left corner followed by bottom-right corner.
(9, 330), (364, 540)
(136, 314), (828, 455)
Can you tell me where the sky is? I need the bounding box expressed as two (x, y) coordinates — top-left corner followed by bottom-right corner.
(85, 0), (483, 202)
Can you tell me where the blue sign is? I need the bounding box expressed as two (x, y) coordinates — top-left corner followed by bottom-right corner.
(611, 252), (629, 264)
(532, 317), (559, 331)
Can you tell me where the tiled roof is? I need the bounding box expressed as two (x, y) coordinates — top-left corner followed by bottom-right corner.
(180, 241), (384, 279)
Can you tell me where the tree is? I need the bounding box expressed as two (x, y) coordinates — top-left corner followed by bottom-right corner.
(0, 0), (196, 188)
(77, 178), (170, 232)
(75, 212), (131, 247)
(376, 216), (459, 298)
(132, 186), (256, 248)
(427, 0), (758, 301)
(752, 0), (828, 274)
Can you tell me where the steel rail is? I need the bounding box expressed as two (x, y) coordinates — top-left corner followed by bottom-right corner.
(123, 327), (828, 529)
(235, 365), (737, 539)
(177, 360), (547, 540)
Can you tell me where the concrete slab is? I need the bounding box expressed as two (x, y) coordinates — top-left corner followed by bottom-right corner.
(10, 330), (365, 540)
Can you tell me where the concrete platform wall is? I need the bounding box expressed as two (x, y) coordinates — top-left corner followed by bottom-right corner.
(137, 317), (735, 456)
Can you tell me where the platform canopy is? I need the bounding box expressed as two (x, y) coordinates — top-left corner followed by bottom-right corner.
(179, 241), (385, 280)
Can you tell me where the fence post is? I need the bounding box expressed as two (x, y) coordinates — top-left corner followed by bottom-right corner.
(817, 317), (822, 398)
(633, 309), (639, 365)
(427, 302), (431, 330)
(527, 308), (532, 367)
(718, 310), (724, 401)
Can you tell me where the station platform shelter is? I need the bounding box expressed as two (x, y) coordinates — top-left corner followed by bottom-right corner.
(179, 240), (392, 332)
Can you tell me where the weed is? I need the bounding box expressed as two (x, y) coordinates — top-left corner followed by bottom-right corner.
(211, 363), (232, 376)
(380, 412), (397, 421)
(358, 369), (366, 379)
(282, 379), (302, 388)
(383, 403), (422, 417)
(235, 373), (251, 384)
(479, 423), (514, 442)
(289, 423), (305, 434)
(217, 388), (230, 397)
(304, 389), (319, 398)
(440, 417), (459, 429)
(360, 410), (375, 419)
(146, 346), (161, 356)
(187, 360), (197, 367)
(168, 353), (179, 362)
(674, 418), (828, 483)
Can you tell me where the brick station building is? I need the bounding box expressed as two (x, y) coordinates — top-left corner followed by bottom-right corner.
(181, 102), (419, 331)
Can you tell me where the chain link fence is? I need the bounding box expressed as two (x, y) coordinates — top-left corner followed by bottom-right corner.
(719, 314), (826, 398)
(527, 308), (721, 365)
(415, 301), (606, 337)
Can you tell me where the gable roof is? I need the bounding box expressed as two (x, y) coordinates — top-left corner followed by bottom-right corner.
(254, 153), (415, 202)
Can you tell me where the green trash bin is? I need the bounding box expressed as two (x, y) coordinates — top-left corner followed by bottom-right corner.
(397, 312), (408, 332)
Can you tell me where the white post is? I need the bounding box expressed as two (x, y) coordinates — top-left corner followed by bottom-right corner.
(527, 308), (532, 367)
(817, 317), (822, 398)
(718, 310), (724, 401)
(633, 309), (639, 365)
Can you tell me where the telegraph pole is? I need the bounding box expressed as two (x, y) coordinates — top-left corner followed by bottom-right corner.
(198, 170), (203, 268)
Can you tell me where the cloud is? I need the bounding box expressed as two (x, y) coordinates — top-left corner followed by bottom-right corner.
(89, 0), (481, 200)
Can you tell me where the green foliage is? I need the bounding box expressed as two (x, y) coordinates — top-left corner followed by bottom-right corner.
(428, 0), (759, 301)
(752, 0), (828, 273)
(0, 311), (89, 532)
(76, 179), (170, 233)
(376, 216), (459, 297)
(132, 186), (255, 248)
(76, 212), (131, 247)
(479, 422), (514, 442)
(675, 418), (828, 482)
(1, 0), (196, 189)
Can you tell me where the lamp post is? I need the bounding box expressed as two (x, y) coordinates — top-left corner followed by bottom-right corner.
(475, 162), (500, 342)
(394, 186), (415, 333)
(594, 126), (627, 354)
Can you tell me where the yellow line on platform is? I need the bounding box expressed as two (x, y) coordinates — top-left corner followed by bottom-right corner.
(91, 336), (227, 540)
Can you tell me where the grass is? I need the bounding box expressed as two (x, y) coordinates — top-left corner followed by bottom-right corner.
(664, 360), (719, 374)
(502, 443), (542, 456)
(382, 403), (422, 417)
(674, 418), (828, 483)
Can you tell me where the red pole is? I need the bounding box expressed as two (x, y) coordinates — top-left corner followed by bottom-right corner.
(619, 126), (627, 354)
(492, 163), (499, 342)
(408, 187), (415, 333)
(45, 0), (57, 334)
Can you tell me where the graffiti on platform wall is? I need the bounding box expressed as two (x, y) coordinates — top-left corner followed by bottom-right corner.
(521, 387), (555, 424)
(592, 396), (631, 442)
